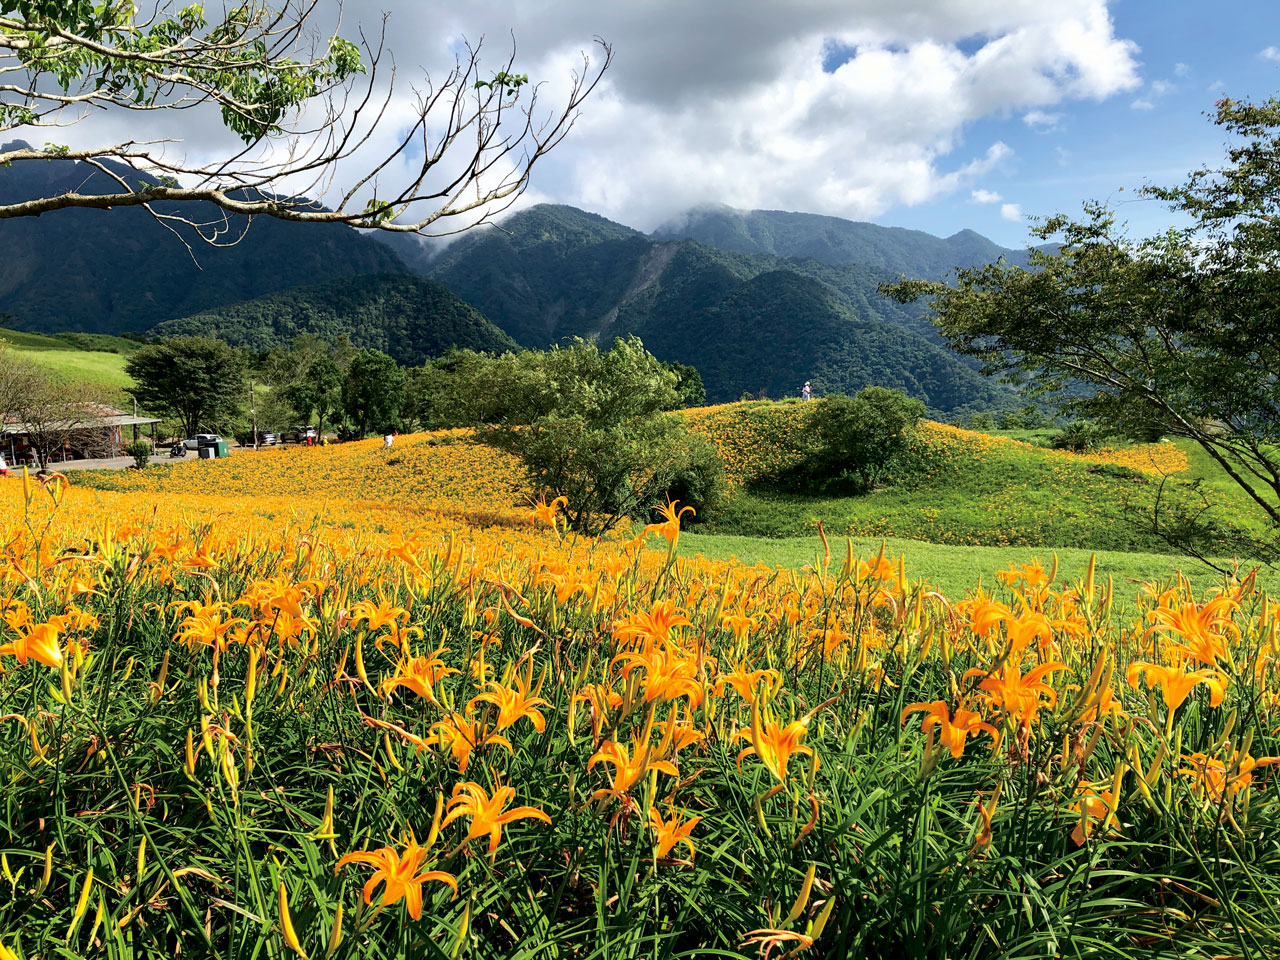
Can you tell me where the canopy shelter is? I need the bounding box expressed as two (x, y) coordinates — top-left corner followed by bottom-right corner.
(3, 404), (161, 465)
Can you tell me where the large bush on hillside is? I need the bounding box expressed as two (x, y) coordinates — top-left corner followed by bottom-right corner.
(801, 387), (926, 493)
(479, 337), (726, 534)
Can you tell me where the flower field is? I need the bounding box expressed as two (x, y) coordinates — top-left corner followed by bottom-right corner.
(2, 451), (1280, 959)
(683, 402), (1188, 488)
(77, 433), (528, 525)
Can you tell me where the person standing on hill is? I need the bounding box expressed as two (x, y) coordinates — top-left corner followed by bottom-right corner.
(801, 381), (812, 401)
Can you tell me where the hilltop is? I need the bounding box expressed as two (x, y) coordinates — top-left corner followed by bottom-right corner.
(652, 204), (1039, 277)
(151, 274), (517, 364)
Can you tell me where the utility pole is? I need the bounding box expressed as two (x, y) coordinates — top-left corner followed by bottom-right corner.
(251, 380), (258, 451)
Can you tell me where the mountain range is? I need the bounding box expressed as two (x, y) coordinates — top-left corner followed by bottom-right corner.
(0, 144), (1035, 412)
(420, 204), (1018, 410)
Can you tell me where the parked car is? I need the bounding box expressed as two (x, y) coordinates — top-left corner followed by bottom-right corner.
(254, 431), (280, 446)
(183, 434), (223, 450)
(284, 425), (317, 443)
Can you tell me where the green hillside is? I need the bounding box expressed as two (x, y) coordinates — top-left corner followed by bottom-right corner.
(0, 327), (136, 394)
(150, 274), (517, 364)
(427, 205), (657, 346)
(624, 267), (1009, 409)
(686, 401), (1268, 558)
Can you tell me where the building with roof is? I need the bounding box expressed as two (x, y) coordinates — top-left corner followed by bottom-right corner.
(2, 403), (161, 465)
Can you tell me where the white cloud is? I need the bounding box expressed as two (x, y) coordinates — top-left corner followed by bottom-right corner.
(1023, 109), (1063, 129)
(1150, 79), (1172, 95)
(971, 188), (1002, 203)
(1000, 202), (1023, 221)
(1131, 98), (1155, 110)
(1173, 62), (1190, 76)
(1262, 46), (1280, 61)
(29, 0), (1145, 231)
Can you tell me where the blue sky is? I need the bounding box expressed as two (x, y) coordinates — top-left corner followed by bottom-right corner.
(879, 0), (1280, 246)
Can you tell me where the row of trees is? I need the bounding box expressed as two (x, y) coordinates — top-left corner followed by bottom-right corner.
(122, 336), (410, 442)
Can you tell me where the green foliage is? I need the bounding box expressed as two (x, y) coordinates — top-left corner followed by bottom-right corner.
(882, 96), (1280, 560)
(153, 274), (517, 364)
(124, 336), (246, 438)
(341, 348), (404, 438)
(998, 403), (1050, 430)
(667, 360), (706, 407)
(125, 439), (150, 469)
(5, 2), (364, 144)
(474, 337), (726, 534)
(1052, 420), (1111, 453)
(805, 387), (927, 493)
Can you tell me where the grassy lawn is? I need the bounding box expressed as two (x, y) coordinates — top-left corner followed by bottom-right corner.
(709, 439), (1187, 553)
(667, 529), (1272, 596)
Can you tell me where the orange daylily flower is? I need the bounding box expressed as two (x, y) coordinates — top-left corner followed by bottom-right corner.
(643, 499), (695, 547)
(613, 600), (692, 648)
(468, 670), (549, 732)
(1178, 750), (1280, 802)
(612, 643), (706, 707)
(1144, 595), (1240, 667)
(350, 599), (409, 634)
(527, 495), (567, 530)
(422, 713), (512, 773)
(442, 781), (551, 855)
(1070, 785), (1119, 846)
(588, 738), (678, 804)
(381, 647), (459, 702)
(648, 806), (701, 861)
(965, 660), (1067, 726)
(735, 700), (817, 788)
(335, 836), (457, 919)
(900, 700), (999, 759)
(0, 622), (63, 670)
(716, 662), (782, 704)
(1125, 661), (1228, 712)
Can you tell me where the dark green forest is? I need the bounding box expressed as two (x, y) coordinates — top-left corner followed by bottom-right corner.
(150, 274), (516, 365)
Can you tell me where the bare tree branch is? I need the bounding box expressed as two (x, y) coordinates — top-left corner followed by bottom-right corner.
(0, 2), (611, 243)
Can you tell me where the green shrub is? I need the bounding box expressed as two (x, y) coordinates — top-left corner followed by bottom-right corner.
(125, 439), (151, 469)
(479, 337), (723, 535)
(656, 430), (727, 526)
(801, 387), (927, 493)
(1051, 419), (1110, 452)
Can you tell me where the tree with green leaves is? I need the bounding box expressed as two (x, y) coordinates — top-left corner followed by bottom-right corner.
(882, 96), (1280, 561)
(806, 387), (926, 493)
(125, 336), (246, 439)
(269, 336), (348, 436)
(341, 349), (404, 439)
(0, 2), (609, 239)
(479, 337), (724, 535)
